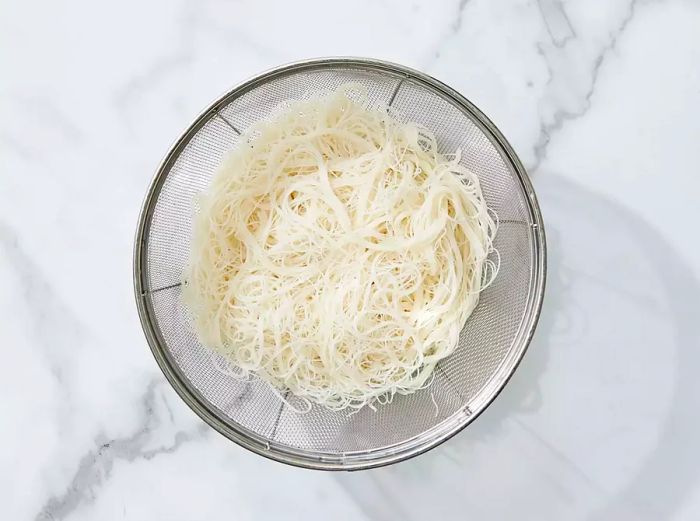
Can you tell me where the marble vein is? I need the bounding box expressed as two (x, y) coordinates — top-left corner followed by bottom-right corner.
(0, 132), (37, 162)
(530, 0), (642, 171)
(13, 95), (84, 144)
(0, 222), (84, 394)
(111, 5), (198, 121)
(451, 0), (472, 34)
(429, 0), (472, 63)
(3, 0), (700, 518)
(34, 380), (207, 521)
(537, 0), (576, 48)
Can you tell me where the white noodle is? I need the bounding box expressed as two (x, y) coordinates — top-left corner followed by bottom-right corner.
(183, 84), (498, 411)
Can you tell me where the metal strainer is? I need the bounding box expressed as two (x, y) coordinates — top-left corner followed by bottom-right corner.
(134, 58), (546, 470)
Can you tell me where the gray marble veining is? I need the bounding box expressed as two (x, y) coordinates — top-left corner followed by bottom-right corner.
(2, 0), (699, 519)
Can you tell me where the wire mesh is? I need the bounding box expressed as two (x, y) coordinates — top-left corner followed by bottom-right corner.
(134, 59), (546, 470)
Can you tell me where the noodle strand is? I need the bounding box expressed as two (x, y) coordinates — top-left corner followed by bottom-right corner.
(183, 84), (498, 411)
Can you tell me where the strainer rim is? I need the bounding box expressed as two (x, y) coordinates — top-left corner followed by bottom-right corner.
(133, 56), (546, 471)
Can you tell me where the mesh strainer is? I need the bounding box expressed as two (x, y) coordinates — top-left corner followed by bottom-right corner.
(133, 58), (546, 470)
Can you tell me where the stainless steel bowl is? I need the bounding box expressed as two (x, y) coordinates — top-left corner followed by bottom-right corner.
(134, 57), (546, 470)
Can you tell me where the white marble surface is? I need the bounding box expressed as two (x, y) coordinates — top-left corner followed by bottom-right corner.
(2, 0), (700, 519)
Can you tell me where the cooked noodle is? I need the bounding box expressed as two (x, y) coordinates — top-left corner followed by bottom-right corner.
(183, 84), (498, 410)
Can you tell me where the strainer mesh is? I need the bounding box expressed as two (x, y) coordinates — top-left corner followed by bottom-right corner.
(138, 61), (542, 467)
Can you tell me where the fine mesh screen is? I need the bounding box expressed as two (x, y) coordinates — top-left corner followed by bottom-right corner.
(136, 61), (544, 469)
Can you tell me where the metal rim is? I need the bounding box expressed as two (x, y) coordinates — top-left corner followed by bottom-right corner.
(133, 57), (547, 471)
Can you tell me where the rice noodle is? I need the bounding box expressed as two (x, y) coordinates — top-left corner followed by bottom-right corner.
(183, 84), (498, 411)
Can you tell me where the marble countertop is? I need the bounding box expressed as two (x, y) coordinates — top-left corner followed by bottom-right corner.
(2, 0), (700, 519)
